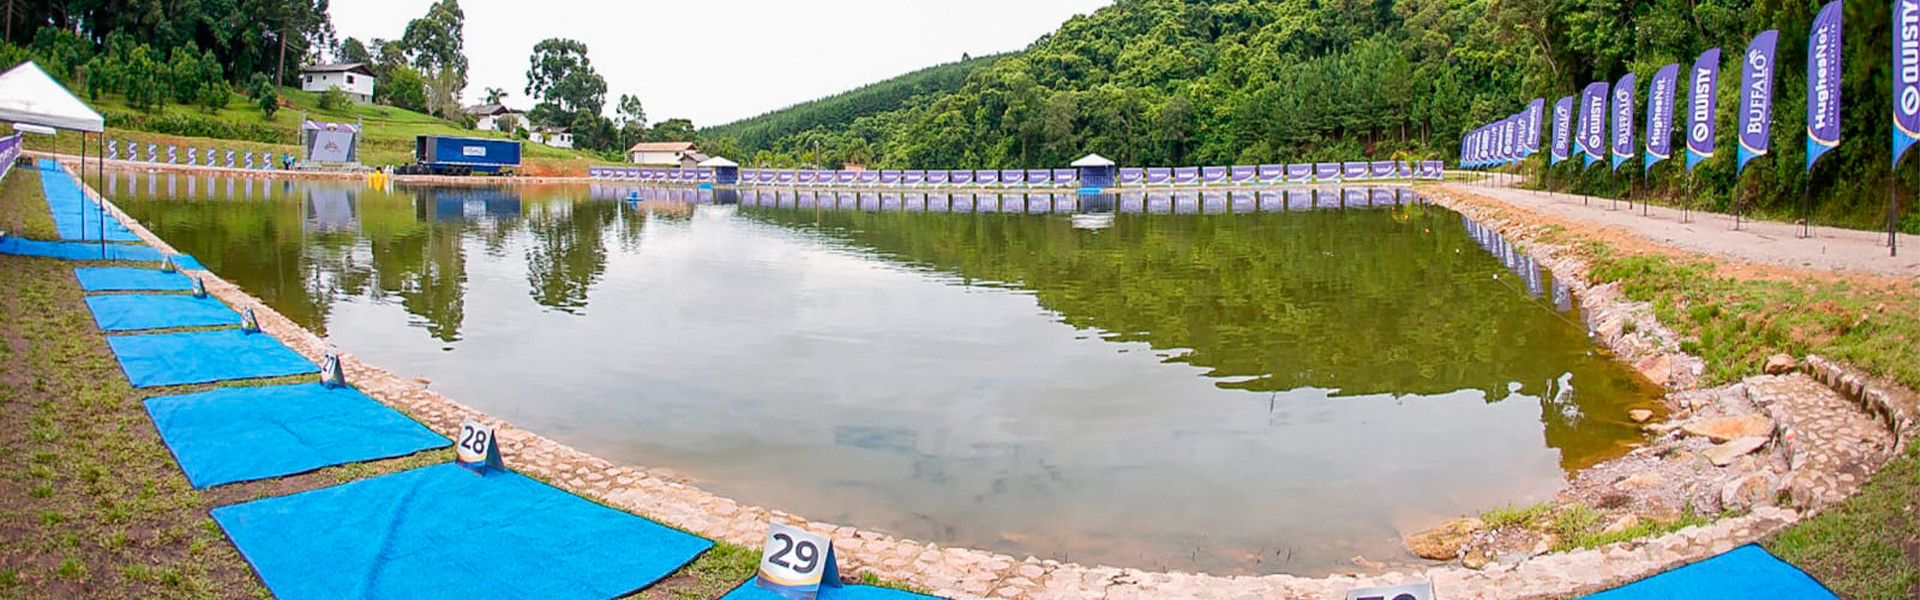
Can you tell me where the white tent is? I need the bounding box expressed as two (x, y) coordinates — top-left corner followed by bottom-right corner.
(696, 156), (738, 168)
(0, 61), (104, 133)
(1070, 153), (1115, 167)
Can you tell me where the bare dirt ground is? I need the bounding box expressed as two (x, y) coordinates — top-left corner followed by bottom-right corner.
(1442, 180), (1920, 280)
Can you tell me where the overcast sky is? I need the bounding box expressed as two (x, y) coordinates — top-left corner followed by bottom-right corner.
(328, 0), (1112, 127)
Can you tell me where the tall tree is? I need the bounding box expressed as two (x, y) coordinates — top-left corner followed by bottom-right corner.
(400, 0), (467, 117)
(523, 38), (606, 121)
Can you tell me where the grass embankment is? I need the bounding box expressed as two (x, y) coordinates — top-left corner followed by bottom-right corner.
(0, 173), (765, 598)
(10, 88), (623, 177)
(1514, 207), (1920, 599)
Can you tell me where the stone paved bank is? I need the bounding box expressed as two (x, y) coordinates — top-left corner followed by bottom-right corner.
(68, 157), (1920, 599)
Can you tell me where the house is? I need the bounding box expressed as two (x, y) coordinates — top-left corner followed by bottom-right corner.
(300, 63), (376, 103)
(530, 126), (573, 149)
(627, 141), (702, 166)
(465, 104), (525, 132)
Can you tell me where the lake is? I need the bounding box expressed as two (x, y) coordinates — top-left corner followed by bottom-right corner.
(111, 173), (1661, 575)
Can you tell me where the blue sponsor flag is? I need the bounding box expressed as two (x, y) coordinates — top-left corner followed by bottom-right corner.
(1686, 49), (1723, 172)
(1805, 1), (1842, 170)
(1737, 30), (1780, 173)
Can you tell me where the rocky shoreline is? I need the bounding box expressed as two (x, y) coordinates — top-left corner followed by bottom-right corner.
(56, 157), (1920, 599)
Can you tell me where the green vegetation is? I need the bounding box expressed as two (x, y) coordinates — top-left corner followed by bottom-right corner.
(701, 53), (1008, 163)
(1767, 442), (1920, 600)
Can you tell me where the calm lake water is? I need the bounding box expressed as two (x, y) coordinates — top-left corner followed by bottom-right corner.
(112, 173), (1661, 575)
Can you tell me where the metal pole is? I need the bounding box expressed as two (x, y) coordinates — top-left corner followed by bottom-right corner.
(1733, 176), (1743, 230)
(1802, 171), (1813, 238)
(1893, 163), (1902, 257)
(1685, 171), (1693, 223)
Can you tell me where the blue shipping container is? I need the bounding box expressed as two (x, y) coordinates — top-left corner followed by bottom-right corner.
(414, 136), (521, 175)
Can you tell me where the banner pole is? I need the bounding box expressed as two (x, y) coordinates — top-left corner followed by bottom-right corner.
(1685, 171), (1693, 224)
(1802, 165), (1813, 238)
(1894, 158), (1902, 256)
(1733, 176), (1743, 231)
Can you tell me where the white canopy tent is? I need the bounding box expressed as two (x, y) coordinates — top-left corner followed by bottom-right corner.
(0, 61), (104, 133)
(0, 60), (111, 249)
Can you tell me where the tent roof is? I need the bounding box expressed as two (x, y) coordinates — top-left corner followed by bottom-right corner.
(0, 61), (103, 133)
(697, 156), (738, 167)
(1069, 153), (1115, 167)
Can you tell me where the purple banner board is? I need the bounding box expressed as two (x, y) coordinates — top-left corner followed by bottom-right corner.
(1646, 63), (1680, 170)
(951, 170), (974, 185)
(1342, 162), (1369, 180)
(1901, 0), (1920, 165)
(880, 170), (902, 184)
(1201, 166), (1229, 183)
(1172, 167), (1199, 184)
(1256, 165), (1284, 181)
(927, 170), (949, 185)
(759, 170), (776, 183)
(1053, 169), (1077, 185)
(976, 170), (1000, 185)
(1806, 1), (1842, 170)
(1370, 161), (1396, 178)
(778, 171), (795, 184)
(1687, 48), (1722, 171)
(1145, 168), (1172, 184)
(1421, 161), (1445, 178)
(1231, 165), (1258, 182)
(857, 171), (879, 184)
(1027, 169), (1051, 185)
(1287, 164), (1313, 181)
(1580, 81), (1609, 165)
(796, 171), (816, 184)
(1612, 72), (1636, 171)
(1001, 170), (1025, 185)
(1118, 167), (1144, 185)
(1738, 30), (1779, 173)
(903, 170), (925, 185)
(838, 171), (859, 184)
(1315, 163), (1342, 180)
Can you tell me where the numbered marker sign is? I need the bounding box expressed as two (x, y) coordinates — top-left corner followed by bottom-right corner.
(191, 275), (207, 298)
(755, 521), (840, 600)
(456, 417), (504, 475)
(318, 352), (346, 388)
(240, 306), (260, 333)
(1346, 581), (1433, 600)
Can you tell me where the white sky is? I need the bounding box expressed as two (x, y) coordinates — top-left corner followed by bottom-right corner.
(328, 0), (1112, 127)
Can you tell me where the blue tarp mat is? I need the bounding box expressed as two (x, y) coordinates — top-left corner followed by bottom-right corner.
(37, 160), (140, 242)
(1574, 545), (1839, 600)
(721, 583), (946, 600)
(105, 329), (317, 388)
(85, 294), (239, 332)
(145, 382), (450, 488)
(0, 236), (162, 261)
(74, 267), (196, 292)
(211, 463), (713, 600)
(166, 254), (205, 270)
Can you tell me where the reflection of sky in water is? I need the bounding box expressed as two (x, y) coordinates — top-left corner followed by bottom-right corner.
(115, 178), (1659, 576)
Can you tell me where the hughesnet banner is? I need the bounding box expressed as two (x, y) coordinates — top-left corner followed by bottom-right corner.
(1805, 1), (1842, 170)
(1645, 63), (1680, 170)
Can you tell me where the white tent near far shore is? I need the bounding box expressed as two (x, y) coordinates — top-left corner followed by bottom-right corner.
(0, 60), (104, 133)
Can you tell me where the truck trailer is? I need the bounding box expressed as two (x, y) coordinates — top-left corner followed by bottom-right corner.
(400, 135), (522, 176)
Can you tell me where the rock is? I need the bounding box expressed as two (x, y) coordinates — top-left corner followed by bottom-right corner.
(1764, 354), (1798, 375)
(1403, 518), (1482, 560)
(1682, 415), (1775, 443)
(1531, 535), (1558, 556)
(1616, 472), (1664, 490)
(1635, 354), (1674, 388)
(1721, 472), (1778, 510)
(1460, 548), (1494, 570)
(1350, 555), (1386, 571)
(1628, 409), (1654, 423)
(1601, 514), (1640, 534)
(1702, 436), (1770, 467)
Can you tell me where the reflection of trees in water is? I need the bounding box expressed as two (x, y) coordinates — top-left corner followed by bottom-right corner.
(523, 198), (618, 313)
(747, 205), (1659, 469)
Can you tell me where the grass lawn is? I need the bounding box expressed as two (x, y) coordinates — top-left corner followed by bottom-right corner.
(11, 88), (627, 177)
(0, 169), (765, 598)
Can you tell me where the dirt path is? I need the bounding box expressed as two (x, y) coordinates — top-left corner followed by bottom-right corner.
(1441, 180), (1920, 279)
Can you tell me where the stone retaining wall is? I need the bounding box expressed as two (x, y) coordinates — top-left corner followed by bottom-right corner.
(53, 161), (1917, 600)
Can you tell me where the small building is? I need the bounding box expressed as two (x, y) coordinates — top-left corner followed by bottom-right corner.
(628, 141), (701, 166)
(465, 104), (525, 133)
(530, 126), (573, 149)
(1071, 153), (1116, 188)
(300, 63), (376, 103)
(699, 156), (738, 185)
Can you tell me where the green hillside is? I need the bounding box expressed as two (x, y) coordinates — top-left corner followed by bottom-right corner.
(699, 53), (1008, 162)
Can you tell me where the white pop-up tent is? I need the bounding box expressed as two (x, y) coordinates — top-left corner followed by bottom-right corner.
(0, 61), (103, 132)
(0, 60), (111, 247)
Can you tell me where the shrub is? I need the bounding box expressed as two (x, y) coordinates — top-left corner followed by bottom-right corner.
(248, 74), (279, 119)
(198, 80), (232, 113)
(317, 87), (348, 111)
(102, 108), (286, 144)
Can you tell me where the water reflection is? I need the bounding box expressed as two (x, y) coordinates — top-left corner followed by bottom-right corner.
(114, 175), (1660, 576)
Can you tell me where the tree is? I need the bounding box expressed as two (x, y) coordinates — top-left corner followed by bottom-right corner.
(400, 0), (467, 117)
(616, 94), (645, 126)
(524, 38), (606, 119)
(649, 118), (695, 142)
(484, 86), (507, 104)
(250, 73), (280, 119)
(339, 37), (371, 65)
(377, 64), (429, 113)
